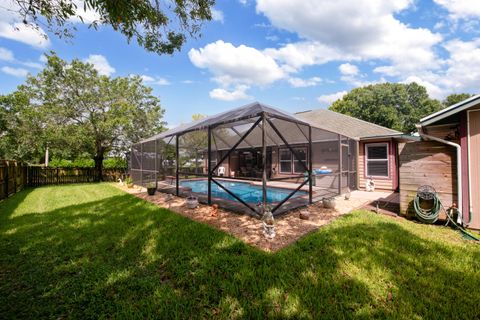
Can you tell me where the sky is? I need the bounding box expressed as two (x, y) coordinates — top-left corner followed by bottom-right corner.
(0, 0), (480, 127)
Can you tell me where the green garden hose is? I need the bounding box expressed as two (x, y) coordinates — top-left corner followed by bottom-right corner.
(413, 185), (441, 224)
(413, 185), (479, 242)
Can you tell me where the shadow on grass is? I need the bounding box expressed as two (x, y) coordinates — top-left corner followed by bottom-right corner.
(0, 185), (479, 319)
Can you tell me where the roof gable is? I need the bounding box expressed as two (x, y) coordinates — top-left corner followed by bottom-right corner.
(420, 94), (480, 126)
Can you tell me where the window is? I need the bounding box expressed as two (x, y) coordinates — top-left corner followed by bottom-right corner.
(293, 148), (307, 173)
(279, 149), (292, 173)
(365, 143), (389, 177)
(279, 148), (308, 174)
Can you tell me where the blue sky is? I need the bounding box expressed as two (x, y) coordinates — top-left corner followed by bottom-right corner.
(0, 0), (480, 127)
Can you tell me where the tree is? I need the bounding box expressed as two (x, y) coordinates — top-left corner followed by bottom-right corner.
(7, 53), (165, 179)
(179, 114), (206, 172)
(329, 83), (444, 133)
(12, 0), (215, 55)
(442, 93), (474, 107)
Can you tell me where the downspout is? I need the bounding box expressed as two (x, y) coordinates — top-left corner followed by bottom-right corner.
(416, 124), (464, 225)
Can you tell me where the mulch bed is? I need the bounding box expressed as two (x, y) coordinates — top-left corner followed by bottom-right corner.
(116, 184), (345, 252)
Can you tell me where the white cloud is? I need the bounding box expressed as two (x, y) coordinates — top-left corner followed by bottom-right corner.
(434, 0), (480, 20)
(68, 0), (100, 23)
(317, 91), (347, 105)
(339, 63), (359, 76)
(402, 76), (443, 99)
(189, 40), (285, 87)
(264, 41), (353, 72)
(288, 76), (321, 88)
(84, 54), (115, 76)
(39, 54), (48, 63)
(0, 47), (14, 61)
(209, 85), (252, 101)
(0, 2), (50, 48)
(257, 0), (442, 75)
(265, 35), (279, 42)
(140, 74), (170, 85)
(1, 66), (28, 77)
(392, 38), (480, 99)
(0, 22), (50, 48)
(211, 9), (224, 23)
(21, 61), (43, 69)
(182, 80), (195, 84)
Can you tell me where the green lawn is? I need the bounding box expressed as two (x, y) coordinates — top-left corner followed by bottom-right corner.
(1, 184), (479, 319)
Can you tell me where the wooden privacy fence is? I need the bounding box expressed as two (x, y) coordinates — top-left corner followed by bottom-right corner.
(27, 167), (126, 186)
(0, 160), (28, 201)
(1, 160), (127, 200)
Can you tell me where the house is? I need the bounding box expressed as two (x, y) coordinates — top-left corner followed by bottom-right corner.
(295, 109), (413, 192)
(130, 102), (411, 216)
(399, 94), (480, 229)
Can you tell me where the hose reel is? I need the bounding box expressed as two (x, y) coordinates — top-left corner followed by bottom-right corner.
(413, 185), (441, 224)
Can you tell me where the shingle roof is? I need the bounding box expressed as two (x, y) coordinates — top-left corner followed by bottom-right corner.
(295, 109), (401, 139)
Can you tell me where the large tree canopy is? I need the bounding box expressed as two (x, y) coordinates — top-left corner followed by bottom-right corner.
(0, 53), (165, 179)
(442, 93), (474, 108)
(329, 83), (444, 133)
(12, 0), (214, 55)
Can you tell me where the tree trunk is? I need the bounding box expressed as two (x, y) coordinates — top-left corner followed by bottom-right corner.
(94, 153), (104, 182)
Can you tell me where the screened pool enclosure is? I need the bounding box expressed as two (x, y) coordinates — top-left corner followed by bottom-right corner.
(130, 102), (357, 217)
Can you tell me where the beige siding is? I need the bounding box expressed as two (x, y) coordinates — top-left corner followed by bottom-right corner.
(358, 139), (396, 191)
(468, 110), (480, 229)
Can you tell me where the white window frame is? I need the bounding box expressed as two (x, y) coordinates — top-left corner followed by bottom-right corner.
(293, 148), (308, 174)
(365, 143), (389, 178)
(279, 149), (293, 174)
(279, 147), (308, 174)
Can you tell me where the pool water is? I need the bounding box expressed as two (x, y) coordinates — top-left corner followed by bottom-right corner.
(179, 179), (306, 204)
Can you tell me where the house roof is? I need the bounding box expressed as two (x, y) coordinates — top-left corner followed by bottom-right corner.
(420, 94), (480, 126)
(295, 109), (401, 140)
(140, 101), (310, 143)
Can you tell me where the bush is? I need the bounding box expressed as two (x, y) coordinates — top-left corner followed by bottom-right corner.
(49, 157), (127, 169)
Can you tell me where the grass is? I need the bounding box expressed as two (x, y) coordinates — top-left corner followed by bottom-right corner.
(1, 183), (479, 319)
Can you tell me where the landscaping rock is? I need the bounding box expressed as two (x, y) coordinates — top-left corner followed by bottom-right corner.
(299, 210), (310, 220)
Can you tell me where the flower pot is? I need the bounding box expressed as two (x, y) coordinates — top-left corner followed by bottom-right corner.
(147, 187), (156, 196)
(127, 183), (134, 189)
(186, 197), (198, 209)
(323, 197), (336, 209)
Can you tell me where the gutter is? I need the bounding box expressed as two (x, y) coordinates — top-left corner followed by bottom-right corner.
(415, 124), (464, 225)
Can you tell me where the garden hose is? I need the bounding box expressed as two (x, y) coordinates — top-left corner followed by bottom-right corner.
(413, 185), (479, 242)
(413, 185), (441, 224)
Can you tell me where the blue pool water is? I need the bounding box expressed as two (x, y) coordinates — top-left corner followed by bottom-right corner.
(179, 179), (307, 204)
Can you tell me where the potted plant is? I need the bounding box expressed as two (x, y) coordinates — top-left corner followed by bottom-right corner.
(262, 205), (276, 239)
(186, 194), (199, 209)
(146, 182), (156, 196)
(322, 196), (336, 209)
(125, 176), (134, 188)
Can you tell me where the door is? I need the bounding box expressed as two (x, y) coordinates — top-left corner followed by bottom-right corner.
(468, 110), (480, 229)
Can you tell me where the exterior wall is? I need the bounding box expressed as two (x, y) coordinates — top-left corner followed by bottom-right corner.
(398, 141), (456, 219)
(271, 141), (340, 178)
(358, 139), (398, 191)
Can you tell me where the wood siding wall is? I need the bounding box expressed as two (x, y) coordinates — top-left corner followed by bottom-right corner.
(398, 141), (457, 218)
(358, 139), (397, 191)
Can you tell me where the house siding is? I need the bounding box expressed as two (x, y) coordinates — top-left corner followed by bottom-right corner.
(358, 139), (397, 191)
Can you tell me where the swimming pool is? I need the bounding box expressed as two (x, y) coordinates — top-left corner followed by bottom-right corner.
(179, 179), (307, 204)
